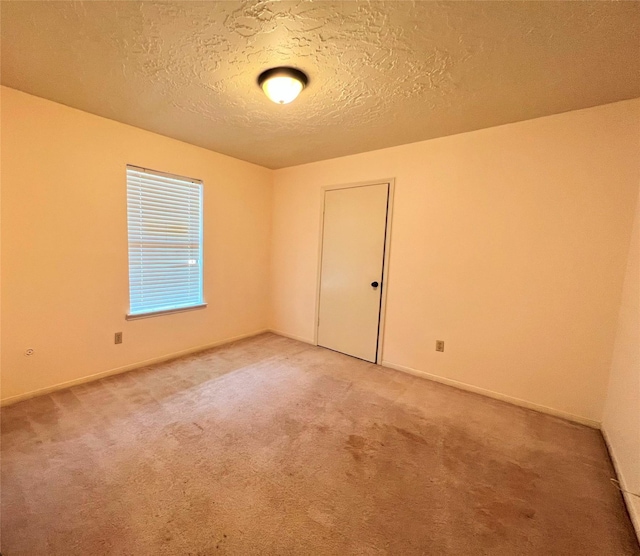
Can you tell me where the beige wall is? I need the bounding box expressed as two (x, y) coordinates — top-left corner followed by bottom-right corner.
(1, 87), (272, 402)
(271, 99), (640, 425)
(603, 190), (640, 535)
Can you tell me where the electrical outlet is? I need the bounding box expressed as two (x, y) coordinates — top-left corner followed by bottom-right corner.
(114, 332), (123, 344)
(435, 340), (444, 352)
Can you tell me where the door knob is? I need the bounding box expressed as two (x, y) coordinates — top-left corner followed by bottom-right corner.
(371, 281), (379, 288)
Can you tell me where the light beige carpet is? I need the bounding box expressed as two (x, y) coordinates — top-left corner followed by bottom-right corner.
(1, 333), (638, 555)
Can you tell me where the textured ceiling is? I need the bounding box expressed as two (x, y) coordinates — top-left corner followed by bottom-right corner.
(2, 1), (639, 169)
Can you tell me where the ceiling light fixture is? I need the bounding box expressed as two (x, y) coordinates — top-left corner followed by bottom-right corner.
(258, 67), (308, 105)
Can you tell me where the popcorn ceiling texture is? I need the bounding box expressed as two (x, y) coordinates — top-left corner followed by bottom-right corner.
(2, 1), (639, 168)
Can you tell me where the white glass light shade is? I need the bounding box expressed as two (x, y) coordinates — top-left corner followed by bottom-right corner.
(262, 75), (304, 104)
(258, 67), (308, 105)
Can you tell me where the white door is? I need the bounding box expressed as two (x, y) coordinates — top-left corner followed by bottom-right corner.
(317, 183), (389, 362)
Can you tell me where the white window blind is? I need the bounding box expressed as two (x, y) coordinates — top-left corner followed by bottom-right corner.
(127, 165), (204, 317)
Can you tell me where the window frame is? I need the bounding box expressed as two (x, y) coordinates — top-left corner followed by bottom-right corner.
(125, 164), (206, 320)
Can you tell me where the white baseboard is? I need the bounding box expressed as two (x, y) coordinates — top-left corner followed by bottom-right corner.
(0, 329), (269, 407)
(3, 330), (600, 428)
(268, 329), (315, 345)
(381, 360), (600, 429)
(601, 428), (640, 542)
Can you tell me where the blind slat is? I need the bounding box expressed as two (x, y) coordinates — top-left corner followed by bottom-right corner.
(127, 206), (197, 222)
(127, 198), (199, 212)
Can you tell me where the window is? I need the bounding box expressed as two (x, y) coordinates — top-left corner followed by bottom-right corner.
(126, 165), (204, 318)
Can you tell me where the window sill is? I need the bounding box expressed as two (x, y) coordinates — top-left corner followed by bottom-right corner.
(126, 303), (207, 321)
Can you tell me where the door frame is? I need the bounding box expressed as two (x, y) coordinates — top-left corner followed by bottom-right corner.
(313, 178), (395, 364)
